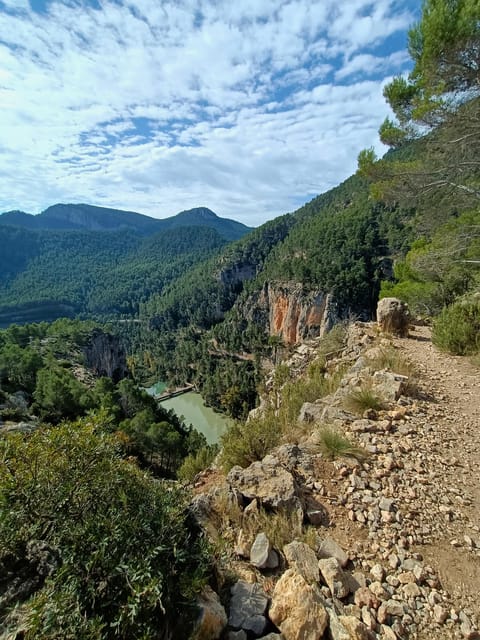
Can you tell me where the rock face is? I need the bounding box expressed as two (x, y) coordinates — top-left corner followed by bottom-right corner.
(240, 282), (337, 345)
(218, 261), (257, 287)
(227, 455), (298, 509)
(83, 330), (128, 382)
(269, 569), (329, 640)
(376, 298), (410, 337)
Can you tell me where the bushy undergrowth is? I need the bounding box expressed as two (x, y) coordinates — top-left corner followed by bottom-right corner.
(177, 444), (219, 483)
(0, 419), (209, 639)
(432, 298), (480, 355)
(219, 411), (282, 471)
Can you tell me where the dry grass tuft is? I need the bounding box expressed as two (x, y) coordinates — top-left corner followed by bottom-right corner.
(318, 426), (368, 461)
(343, 384), (385, 415)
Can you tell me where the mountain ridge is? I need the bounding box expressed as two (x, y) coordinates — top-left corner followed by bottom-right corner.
(0, 203), (252, 241)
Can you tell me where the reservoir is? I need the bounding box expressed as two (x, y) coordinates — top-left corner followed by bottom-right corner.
(161, 392), (231, 444)
(145, 384), (231, 444)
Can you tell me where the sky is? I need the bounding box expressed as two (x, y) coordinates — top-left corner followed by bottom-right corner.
(0, 0), (419, 226)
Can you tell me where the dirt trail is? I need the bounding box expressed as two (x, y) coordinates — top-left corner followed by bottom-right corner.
(394, 325), (480, 633)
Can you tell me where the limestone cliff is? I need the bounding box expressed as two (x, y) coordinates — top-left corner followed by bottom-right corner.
(83, 330), (128, 383)
(240, 282), (337, 345)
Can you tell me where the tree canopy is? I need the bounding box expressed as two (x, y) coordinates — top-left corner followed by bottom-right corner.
(359, 0), (480, 212)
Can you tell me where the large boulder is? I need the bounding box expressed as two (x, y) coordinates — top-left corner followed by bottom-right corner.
(227, 455), (298, 509)
(376, 298), (410, 337)
(269, 569), (329, 640)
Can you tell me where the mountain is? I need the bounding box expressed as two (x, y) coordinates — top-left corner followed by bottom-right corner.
(0, 203), (252, 241)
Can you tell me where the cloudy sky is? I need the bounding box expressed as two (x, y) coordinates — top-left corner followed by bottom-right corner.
(0, 0), (418, 226)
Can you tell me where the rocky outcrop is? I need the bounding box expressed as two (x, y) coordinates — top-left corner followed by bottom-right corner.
(218, 261), (257, 287)
(227, 455), (299, 509)
(239, 282), (337, 345)
(83, 330), (128, 383)
(376, 298), (410, 337)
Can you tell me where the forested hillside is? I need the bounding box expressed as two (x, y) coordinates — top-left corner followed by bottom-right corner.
(0, 225), (228, 325)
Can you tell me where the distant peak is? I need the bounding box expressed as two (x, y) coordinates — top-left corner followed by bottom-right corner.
(176, 207), (218, 219)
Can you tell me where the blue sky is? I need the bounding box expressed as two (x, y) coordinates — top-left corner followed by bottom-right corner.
(0, 0), (419, 225)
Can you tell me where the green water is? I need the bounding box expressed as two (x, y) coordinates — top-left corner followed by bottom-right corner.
(145, 381), (167, 396)
(160, 391), (231, 445)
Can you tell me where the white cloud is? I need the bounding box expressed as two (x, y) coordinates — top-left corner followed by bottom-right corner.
(0, 0), (418, 225)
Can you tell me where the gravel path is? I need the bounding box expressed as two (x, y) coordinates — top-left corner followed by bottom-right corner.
(393, 325), (480, 635)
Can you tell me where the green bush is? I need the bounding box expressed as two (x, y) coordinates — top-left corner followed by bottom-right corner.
(0, 419), (209, 639)
(432, 298), (480, 355)
(219, 410), (281, 471)
(177, 444), (219, 483)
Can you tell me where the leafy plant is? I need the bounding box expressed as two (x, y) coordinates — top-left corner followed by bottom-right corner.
(177, 444), (219, 483)
(219, 410), (281, 471)
(0, 419), (210, 639)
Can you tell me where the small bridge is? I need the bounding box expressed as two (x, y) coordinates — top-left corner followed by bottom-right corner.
(155, 384), (195, 401)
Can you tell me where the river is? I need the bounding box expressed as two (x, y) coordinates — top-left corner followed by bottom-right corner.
(145, 384), (231, 444)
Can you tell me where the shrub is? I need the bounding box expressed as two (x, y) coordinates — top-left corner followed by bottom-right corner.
(318, 426), (367, 461)
(432, 298), (480, 355)
(219, 410), (281, 471)
(177, 444), (219, 483)
(0, 419), (209, 639)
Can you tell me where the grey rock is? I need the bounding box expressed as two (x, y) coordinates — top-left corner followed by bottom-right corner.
(317, 537), (349, 568)
(228, 580), (269, 630)
(266, 549), (280, 569)
(243, 614), (268, 636)
(372, 370), (408, 402)
(370, 563), (385, 582)
(283, 541), (320, 583)
(376, 297), (410, 337)
(378, 497), (394, 512)
(250, 533), (271, 569)
(227, 631), (247, 640)
(318, 557), (350, 598)
(299, 402), (324, 424)
(227, 456), (298, 509)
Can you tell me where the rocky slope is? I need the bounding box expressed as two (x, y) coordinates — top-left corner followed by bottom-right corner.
(191, 318), (480, 640)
